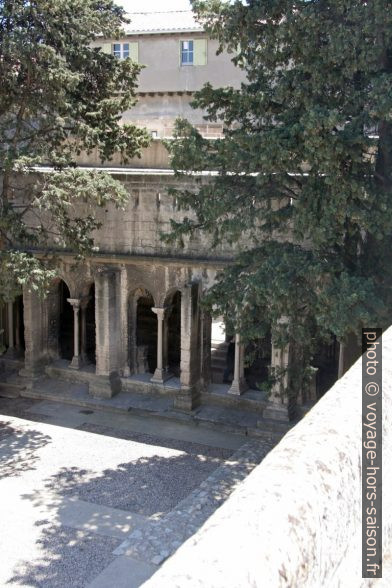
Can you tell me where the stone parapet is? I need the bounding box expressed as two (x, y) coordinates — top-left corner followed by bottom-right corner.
(143, 328), (392, 587)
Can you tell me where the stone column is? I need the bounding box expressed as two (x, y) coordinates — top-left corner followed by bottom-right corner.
(228, 334), (248, 395)
(263, 336), (290, 422)
(175, 281), (202, 411)
(67, 298), (81, 369)
(151, 307), (172, 383)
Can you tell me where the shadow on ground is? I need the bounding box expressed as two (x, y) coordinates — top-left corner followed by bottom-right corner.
(0, 420), (52, 480)
(9, 450), (239, 587)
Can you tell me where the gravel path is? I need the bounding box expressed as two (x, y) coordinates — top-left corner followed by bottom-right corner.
(0, 412), (234, 587)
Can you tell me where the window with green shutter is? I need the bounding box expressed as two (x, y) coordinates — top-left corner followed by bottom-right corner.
(180, 39), (207, 66)
(99, 41), (138, 61)
(194, 39), (207, 66)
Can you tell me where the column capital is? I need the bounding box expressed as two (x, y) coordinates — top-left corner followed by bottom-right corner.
(67, 298), (81, 310)
(151, 306), (171, 320)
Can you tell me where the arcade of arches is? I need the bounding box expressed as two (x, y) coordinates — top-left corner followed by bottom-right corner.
(0, 262), (344, 419)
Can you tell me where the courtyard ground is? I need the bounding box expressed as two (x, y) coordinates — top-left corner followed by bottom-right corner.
(0, 396), (275, 587)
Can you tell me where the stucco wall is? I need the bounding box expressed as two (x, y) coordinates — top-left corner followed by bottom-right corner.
(94, 33), (245, 93)
(142, 328), (392, 587)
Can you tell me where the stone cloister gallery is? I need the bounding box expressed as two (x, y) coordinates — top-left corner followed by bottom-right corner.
(0, 245), (339, 422)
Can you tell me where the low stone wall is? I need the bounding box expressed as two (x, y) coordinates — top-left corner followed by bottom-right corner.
(143, 328), (392, 587)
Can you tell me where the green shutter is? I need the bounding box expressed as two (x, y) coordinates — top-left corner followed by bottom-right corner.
(101, 43), (112, 54)
(194, 38), (207, 66)
(129, 42), (138, 63)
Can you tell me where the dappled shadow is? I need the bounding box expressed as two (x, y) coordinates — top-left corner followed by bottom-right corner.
(0, 420), (52, 480)
(10, 449), (234, 587)
(40, 452), (224, 517)
(8, 523), (119, 588)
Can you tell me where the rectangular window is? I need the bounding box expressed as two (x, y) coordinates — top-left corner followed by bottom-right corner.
(112, 42), (131, 59)
(113, 43), (121, 58)
(181, 40), (194, 65)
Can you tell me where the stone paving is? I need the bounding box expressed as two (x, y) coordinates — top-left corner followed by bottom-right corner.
(0, 396), (276, 587)
(114, 439), (275, 566)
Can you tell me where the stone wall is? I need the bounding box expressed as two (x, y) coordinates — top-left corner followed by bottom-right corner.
(142, 327), (392, 587)
(89, 173), (234, 259)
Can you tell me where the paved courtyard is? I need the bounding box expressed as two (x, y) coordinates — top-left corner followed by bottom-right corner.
(0, 397), (275, 587)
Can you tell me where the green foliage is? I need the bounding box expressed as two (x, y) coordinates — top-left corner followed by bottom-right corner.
(0, 0), (150, 301)
(166, 0), (392, 399)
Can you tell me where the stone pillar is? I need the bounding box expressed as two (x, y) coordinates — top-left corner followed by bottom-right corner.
(263, 338), (290, 422)
(119, 267), (130, 377)
(175, 281), (202, 411)
(95, 270), (121, 376)
(67, 298), (81, 369)
(228, 334), (248, 395)
(20, 288), (47, 378)
(151, 307), (172, 383)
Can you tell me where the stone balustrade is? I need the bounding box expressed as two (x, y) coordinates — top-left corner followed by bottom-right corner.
(142, 327), (392, 587)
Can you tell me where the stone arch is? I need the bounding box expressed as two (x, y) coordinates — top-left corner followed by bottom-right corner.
(128, 286), (157, 375)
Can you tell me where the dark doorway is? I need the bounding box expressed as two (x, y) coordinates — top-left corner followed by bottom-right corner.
(84, 284), (96, 364)
(58, 280), (73, 360)
(136, 293), (157, 374)
(167, 291), (181, 377)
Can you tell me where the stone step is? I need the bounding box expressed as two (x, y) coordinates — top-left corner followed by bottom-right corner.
(194, 404), (290, 439)
(201, 386), (268, 415)
(0, 368), (26, 398)
(19, 374), (289, 442)
(211, 359), (226, 370)
(0, 382), (22, 398)
(211, 341), (229, 350)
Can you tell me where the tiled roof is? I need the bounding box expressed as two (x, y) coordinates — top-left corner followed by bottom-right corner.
(124, 10), (204, 35)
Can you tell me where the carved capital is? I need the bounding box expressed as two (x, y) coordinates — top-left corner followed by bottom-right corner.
(151, 306), (171, 320)
(67, 298), (81, 311)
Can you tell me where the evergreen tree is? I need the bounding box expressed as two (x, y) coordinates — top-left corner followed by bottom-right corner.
(0, 0), (149, 302)
(166, 0), (392, 403)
